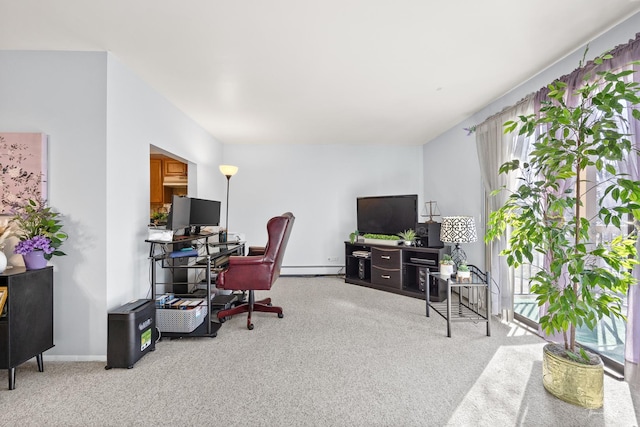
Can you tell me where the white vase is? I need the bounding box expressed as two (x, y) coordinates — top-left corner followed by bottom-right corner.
(0, 251), (7, 274)
(440, 264), (454, 276)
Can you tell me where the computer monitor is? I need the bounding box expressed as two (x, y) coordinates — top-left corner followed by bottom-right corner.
(166, 195), (191, 232)
(189, 198), (221, 233)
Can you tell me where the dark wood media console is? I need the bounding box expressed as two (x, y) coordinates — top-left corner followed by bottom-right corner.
(344, 241), (450, 301)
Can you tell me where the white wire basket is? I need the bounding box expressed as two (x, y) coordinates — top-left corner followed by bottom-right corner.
(156, 303), (207, 333)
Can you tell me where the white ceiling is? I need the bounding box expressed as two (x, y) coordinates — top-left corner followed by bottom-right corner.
(2, 1), (640, 146)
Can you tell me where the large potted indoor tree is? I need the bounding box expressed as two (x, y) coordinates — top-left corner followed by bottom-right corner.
(486, 51), (640, 409)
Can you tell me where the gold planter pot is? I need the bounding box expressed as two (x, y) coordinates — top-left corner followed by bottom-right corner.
(542, 343), (604, 409)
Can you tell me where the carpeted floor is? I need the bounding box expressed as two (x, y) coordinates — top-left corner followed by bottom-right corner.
(1, 276), (639, 426)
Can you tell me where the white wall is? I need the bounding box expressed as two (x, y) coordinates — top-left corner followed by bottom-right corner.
(423, 11), (640, 270)
(422, 128), (484, 266)
(104, 54), (225, 311)
(223, 144), (423, 275)
(0, 51), (224, 359)
(0, 51), (109, 358)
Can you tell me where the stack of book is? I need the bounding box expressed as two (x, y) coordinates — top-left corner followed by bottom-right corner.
(155, 294), (204, 310)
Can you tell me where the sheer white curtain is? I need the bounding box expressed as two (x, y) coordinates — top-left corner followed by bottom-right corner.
(475, 96), (534, 318)
(621, 97), (640, 382)
(609, 59), (640, 383)
(607, 38), (640, 384)
(578, 37), (640, 382)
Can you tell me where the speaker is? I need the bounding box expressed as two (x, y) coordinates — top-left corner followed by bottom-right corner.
(427, 222), (443, 247)
(358, 258), (366, 280)
(415, 222), (444, 248)
(415, 222), (429, 237)
(417, 267), (428, 293)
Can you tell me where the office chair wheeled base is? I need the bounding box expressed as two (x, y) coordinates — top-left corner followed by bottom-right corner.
(217, 291), (283, 330)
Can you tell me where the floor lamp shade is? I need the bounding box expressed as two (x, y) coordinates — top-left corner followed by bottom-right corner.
(219, 165), (238, 178)
(219, 165), (238, 242)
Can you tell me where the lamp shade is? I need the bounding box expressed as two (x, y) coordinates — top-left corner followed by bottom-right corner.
(219, 165), (238, 177)
(440, 216), (478, 244)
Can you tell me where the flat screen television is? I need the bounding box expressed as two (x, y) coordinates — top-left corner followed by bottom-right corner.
(166, 195), (191, 232)
(189, 197), (221, 230)
(356, 194), (418, 235)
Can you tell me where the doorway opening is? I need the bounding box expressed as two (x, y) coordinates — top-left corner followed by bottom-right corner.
(150, 147), (188, 225)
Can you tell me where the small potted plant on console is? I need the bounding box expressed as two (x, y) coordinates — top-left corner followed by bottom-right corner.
(456, 262), (471, 282)
(397, 229), (417, 246)
(439, 254), (454, 276)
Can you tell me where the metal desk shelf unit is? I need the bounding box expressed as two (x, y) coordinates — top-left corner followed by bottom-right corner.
(146, 232), (245, 339)
(426, 264), (491, 337)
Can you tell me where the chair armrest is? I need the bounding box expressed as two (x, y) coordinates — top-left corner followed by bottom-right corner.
(247, 246), (266, 256)
(217, 255), (273, 290)
(228, 255), (263, 266)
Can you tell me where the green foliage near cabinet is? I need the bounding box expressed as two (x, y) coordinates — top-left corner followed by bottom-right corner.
(363, 233), (400, 240)
(485, 50), (640, 362)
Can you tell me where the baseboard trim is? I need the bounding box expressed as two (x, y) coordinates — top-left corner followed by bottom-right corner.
(281, 266), (344, 276)
(44, 355), (106, 362)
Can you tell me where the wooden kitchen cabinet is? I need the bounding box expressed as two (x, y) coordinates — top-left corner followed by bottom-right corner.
(150, 156), (188, 207)
(163, 159), (187, 176)
(150, 158), (163, 204)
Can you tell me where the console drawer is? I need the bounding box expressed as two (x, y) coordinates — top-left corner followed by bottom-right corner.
(371, 247), (401, 270)
(371, 266), (401, 288)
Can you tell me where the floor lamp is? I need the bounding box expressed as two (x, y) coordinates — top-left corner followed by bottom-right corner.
(219, 165), (238, 242)
(440, 216), (478, 269)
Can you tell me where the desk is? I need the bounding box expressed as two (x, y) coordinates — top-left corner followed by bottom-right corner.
(426, 265), (491, 337)
(146, 233), (245, 338)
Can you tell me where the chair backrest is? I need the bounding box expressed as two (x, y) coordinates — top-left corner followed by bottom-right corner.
(263, 212), (295, 285)
(216, 212), (295, 291)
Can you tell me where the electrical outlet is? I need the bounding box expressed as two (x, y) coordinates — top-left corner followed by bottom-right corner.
(328, 256), (339, 262)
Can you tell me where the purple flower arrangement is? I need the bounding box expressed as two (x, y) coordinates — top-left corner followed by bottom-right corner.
(14, 235), (54, 255)
(10, 198), (68, 260)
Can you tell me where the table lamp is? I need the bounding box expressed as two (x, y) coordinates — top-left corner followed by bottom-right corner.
(440, 216), (477, 268)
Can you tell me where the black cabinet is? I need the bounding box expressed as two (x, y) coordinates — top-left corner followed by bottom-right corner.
(345, 242), (449, 301)
(0, 267), (54, 390)
(402, 247), (448, 302)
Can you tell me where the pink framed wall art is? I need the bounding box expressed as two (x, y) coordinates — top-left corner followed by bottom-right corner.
(0, 132), (48, 214)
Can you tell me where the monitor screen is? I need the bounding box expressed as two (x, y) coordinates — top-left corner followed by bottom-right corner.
(356, 194), (418, 235)
(189, 197), (221, 227)
(166, 195), (191, 231)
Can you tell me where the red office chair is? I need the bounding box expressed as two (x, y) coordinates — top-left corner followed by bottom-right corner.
(216, 212), (294, 330)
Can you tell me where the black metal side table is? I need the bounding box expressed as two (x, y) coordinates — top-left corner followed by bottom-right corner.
(426, 265), (491, 337)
